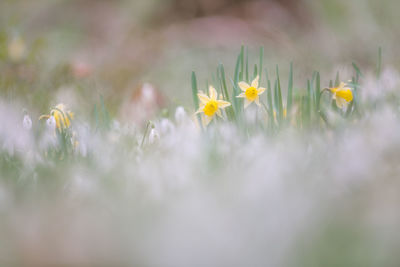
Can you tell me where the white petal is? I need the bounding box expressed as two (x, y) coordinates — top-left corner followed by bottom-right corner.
(251, 75), (259, 88)
(336, 98), (346, 109)
(236, 92), (246, 98)
(338, 82), (346, 90)
(257, 87), (266, 95)
(238, 82), (250, 91)
(209, 86), (218, 100)
(204, 115), (213, 126)
(217, 100), (231, 108)
(216, 109), (222, 118)
(198, 93), (210, 104)
(255, 96), (260, 106)
(244, 99), (252, 109)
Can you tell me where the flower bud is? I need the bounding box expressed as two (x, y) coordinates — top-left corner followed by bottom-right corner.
(175, 106), (186, 124)
(23, 115), (32, 130)
(46, 116), (56, 131)
(148, 128), (160, 144)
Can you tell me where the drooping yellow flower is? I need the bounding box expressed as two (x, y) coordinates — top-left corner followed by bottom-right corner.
(40, 103), (74, 132)
(195, 86), (231, 126)
(236, 76), (266, 108)
(329, 82), (353, 109)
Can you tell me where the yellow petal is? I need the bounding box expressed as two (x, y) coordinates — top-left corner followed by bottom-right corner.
(251, 75), (259, 88)
(238, 82), (250, 91)
(217, 100), (231, 108)
(330, 88), (338, 94)
(54, 114), (62, 130)
(39, 114), (50, 120)
(209, 86), (218, 100)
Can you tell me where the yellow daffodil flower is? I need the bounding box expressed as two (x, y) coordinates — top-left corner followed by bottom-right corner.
(236, 75), (266, 108)
(196, 86), (231, 126)
(329, 82), (353, 109)
(40, 103), (74, 132)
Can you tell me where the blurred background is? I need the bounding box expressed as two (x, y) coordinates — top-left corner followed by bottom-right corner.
(1, 0), (398, 120)
(2, 1), (400, 266)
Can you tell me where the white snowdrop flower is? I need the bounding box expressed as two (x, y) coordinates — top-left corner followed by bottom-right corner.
(22, 114), (32, 130)
(148, 128), (160, 144)
(175, 106), (187, 124)
(46, 116), (56, 131)
(111, 120), (121, 132)
(160, 118), (175, 135)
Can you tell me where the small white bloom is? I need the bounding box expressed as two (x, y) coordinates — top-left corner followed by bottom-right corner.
(160, 118), (175, 135)
(22, 115), (32, 130)
(148, 128), (160, 144)
(111, 120), (121, 132)
(46, 116), (56, 131)
(175, 106), (187, 124)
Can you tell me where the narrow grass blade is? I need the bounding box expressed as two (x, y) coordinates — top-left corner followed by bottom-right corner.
(218, 64), (235, 120)
(352, 62), (363, 78)
(259, 46), (264, 84)
(245, 46), (249, 82)
(315, 72), (321, 111)
(191, 71), (202, 128)
(191, 71), (199, 110)
(335, 71), (340, 87)
(233, 53), (242, 115)
(240, 45), (244, 81)
(266, 69), (274, 129)
(307, 79), (313, 122)
(287, 62), (293, 116)
(276, 65), (283, 123)
(100, 95), (110, 129)
(253, 65), (258, 79)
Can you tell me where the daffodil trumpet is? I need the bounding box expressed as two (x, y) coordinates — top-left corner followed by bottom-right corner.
(319, 82), (353, 110)
(329, 82), (353, 109)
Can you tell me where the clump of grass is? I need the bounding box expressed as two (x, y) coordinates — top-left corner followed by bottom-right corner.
(191, 46), (371, 134)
